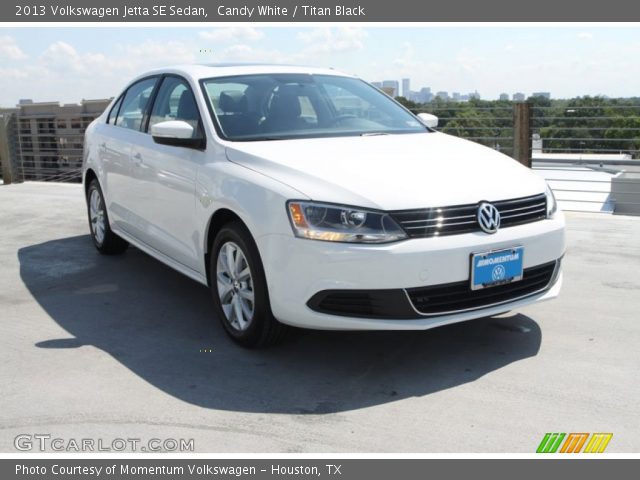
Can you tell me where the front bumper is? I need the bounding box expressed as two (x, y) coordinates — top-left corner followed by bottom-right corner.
(257, 212), (565, 330)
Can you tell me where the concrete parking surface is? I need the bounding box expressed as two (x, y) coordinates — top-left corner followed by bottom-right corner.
(1, 182), (639, 452)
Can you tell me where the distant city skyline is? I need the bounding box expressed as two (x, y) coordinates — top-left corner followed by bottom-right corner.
(1, 26), (639, 107)
(370, 76), (553, 102)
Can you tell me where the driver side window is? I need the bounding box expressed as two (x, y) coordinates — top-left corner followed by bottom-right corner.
(115, 77), (157, 131)
(148, 76), (203, 138)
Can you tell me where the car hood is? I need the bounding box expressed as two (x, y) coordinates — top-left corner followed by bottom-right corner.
(225, 132), (546, 211)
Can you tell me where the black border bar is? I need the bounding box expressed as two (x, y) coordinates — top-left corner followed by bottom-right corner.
(5, 0), (640, 22)
(4, 459), (639, 480)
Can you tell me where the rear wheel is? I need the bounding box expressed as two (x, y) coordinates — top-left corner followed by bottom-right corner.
(210, 221), (288, 347)
(86, 179), (129, 255)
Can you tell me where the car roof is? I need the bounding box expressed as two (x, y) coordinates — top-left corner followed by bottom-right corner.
(135, 63), (355, 83)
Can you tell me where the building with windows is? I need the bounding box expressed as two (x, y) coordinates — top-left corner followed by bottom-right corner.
(513, 92), (526, 102)
(381, 80), (399, 97)
(0, 99), (110, 183)
(402, 78), (410, 98)
(416, 87), (432, 103)
(532, 91), (551, 99)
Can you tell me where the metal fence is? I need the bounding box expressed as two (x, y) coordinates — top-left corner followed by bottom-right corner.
(532, 105), (640, 157)
(415, 102), (640, 215)
(530, 105), (640, 215)
(419, 105), (516, 156)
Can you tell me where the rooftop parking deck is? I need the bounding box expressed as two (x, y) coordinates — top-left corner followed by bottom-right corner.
(1, 182), (639, 452)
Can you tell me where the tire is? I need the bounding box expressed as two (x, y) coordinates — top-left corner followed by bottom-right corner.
(86, 179), (129, 255)
(210, 221), (289, 348)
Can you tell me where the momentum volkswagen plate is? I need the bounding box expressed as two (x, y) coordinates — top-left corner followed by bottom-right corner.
(471, 246), (524, 290)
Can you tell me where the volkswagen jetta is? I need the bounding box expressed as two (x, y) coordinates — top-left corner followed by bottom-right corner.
(83, 64), (565, 347)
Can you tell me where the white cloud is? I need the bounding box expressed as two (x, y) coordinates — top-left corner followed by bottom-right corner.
(0, 39), (204, 106)
(116, 40), (197, 67)
(40, 41), (82, 71)
(455, 49), (486, 74)
(3, 28), (640, 106)
(199, 27), (264, 42)
(215, 43), (301, 64)
(37, 39), (197, 78)
(0, 67), (30, 80)
(391, 42), (443, 77)
(392, 42), (414, 69)
(298, 27), (367, 54)
(0, 36), (27, 60)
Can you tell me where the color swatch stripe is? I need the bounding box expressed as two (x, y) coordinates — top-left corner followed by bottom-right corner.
(537, 433), (612, 453)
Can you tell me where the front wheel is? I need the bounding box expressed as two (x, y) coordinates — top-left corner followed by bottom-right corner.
(210, 221), (288, 347)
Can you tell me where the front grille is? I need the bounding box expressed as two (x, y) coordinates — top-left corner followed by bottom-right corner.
(406, 260), (558, 315)
(389, 193), (547, 238)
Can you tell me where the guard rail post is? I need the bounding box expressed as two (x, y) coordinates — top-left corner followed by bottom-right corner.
(513, 102), (532, 168)
(0, 114), (14, 185)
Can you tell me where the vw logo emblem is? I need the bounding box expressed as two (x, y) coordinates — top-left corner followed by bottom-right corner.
(492, 264), (506, 281)
(477, 202), (501, 234)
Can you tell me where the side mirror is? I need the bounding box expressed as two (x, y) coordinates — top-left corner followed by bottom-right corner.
(151, 120), (205, 149)
(417, 113), (439, 129)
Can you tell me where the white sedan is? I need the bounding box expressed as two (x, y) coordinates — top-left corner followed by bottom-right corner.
(83, 64), (565, 347)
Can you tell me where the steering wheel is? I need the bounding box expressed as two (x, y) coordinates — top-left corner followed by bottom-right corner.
(328, 114), (358, 126)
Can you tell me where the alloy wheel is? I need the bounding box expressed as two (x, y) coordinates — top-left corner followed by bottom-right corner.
(216, 241), (255, 331)
(89, 188), (106, 245)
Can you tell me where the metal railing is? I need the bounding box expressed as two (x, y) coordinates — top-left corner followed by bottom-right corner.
(531, 105), (640, 158)
(417, 105), (516, 156)
(530, 105), (640, 214)
(18, 166), (82, 183)
(413, 102), (640, 215)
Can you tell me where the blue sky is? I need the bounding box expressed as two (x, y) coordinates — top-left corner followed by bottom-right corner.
(1, 26), (639, 106)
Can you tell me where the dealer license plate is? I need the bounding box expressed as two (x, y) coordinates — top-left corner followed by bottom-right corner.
(470, 246), (524, 290)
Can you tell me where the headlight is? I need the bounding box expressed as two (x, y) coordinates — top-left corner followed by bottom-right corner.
(545, 184), (558, 218)
(287, 201), (407, 243)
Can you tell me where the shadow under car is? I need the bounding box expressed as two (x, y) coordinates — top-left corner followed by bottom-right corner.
(19, 234), (542, 414)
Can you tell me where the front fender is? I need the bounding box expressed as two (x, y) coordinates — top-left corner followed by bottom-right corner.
(195, 159), (308, 272)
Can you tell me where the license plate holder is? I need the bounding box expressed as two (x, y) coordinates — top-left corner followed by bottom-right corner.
(471, 246), (524, 290)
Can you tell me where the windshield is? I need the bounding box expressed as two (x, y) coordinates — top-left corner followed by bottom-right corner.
(201, 74), (428, 141)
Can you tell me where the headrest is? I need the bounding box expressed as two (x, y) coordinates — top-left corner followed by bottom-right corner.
(219, 91), (248, 114)
(138, 94), (149, 110)
(177, 90), (199, 121)
(269, 86), (302, 119)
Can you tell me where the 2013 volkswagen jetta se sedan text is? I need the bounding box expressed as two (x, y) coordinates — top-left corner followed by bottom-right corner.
(83, 64), (565, 347)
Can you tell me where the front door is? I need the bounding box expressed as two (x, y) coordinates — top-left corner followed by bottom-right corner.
(131, 76), (205, 272)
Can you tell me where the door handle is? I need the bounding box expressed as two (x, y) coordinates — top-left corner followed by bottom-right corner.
(99, 142), (106, 150)
(133, 152), (143, 165)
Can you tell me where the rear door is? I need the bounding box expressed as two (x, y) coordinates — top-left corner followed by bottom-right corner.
(100, 76), (160, 240)
(92, 94), (130, 231)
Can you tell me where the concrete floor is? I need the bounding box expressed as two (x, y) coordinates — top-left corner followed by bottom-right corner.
(1, 182), (639, 453)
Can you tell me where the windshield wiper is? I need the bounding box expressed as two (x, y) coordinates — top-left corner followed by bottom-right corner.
(360, 132), (390, 137)
(237, 136), (288, 142)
